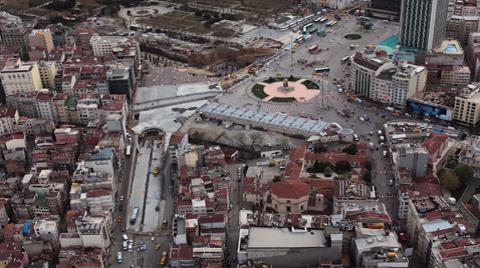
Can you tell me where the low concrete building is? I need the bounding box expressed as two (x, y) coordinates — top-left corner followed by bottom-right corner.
(237, 227), (341, 268)
(352, 232), (408, 268)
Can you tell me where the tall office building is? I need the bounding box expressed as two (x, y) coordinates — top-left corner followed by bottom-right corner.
(399, 0), (449, 50)
(367, 0), (402, 21)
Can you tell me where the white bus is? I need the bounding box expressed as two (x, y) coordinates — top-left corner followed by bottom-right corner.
(295, 36), (304, 43)
(314, 67), (330, 73)
(130, 207), (139, 225)
(314, 17), (321, 23)
(326, 21), (337, 27)
(319, 17), (327, 23)
(303, 23), (313, 29)
(341, 56), (351, 63)
(304, 34), (312, 41)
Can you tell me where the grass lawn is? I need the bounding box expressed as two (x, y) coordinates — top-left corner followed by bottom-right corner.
(301, 80), (320, 89)
(270, 97), (296, 103)
(252, 84), (268, 99)
(263, 76), (300, 83)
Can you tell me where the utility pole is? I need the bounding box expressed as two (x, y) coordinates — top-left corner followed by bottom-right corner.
(320, 79), (325, 109)
(290, 36), (293, 74)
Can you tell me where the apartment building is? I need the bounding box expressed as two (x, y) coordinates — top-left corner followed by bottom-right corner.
(454, 83), (480, 126)
(0, 61), (43, 95)
(447, 15), (480, 45)
(35, 90), (58, 123)
(0, 106), (18, 136)
(38, 61), (57, 89)
(28, 29), (55, 55)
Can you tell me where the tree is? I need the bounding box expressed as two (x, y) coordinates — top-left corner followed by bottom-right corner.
(342, 144), (358, 155)
(363, 170), (372, 184)
(454, 164), (474, 182)
(307, 161), (322, 173)
(335, 160), (352, 173)
(249, 132), (264, 149)
(313, 143), (327, 153)
(272, 176), (282, 183)
(324, 166), (333, 177)
(234, 132), (246, 146)
(365, 161), (372, 171)
(439, 170), (460, 191)
(19, 47), (29, 62)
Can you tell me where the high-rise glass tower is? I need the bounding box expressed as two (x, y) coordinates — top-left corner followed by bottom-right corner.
(399, 0), (449, 50)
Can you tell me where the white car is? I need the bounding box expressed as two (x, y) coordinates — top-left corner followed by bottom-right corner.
(117, 252), (123, 263)
(383, 150), (388, 157)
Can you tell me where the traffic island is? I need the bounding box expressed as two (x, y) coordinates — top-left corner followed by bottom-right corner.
(251, 77), (320, 103)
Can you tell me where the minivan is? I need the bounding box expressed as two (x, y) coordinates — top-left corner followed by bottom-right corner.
(122, 234), (128, 241)
(122, 240), (128, 250)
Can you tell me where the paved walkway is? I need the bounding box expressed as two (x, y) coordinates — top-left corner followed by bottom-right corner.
(261, 79), (320, 101)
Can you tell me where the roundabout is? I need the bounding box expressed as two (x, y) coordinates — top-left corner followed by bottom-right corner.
(251, 76), (320, 103)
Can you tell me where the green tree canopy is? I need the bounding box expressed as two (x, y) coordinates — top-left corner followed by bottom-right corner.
(313, 143), (327, 153)
(335, 160), (352, 173)
(454, 164), (474, 182)
(342, 143), (358, 155)
(439, 170), (460, 191)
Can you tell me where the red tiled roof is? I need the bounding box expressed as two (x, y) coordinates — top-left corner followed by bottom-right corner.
(441, 241), (456, 250)
(200, 227), (225, 234)
(431, 227), (456, 237)
(424, 133), (448, 156)
(271, 179), (309, 199)
(198, 214), (224, 224)
(414, 182), (443, 196)
(440, 247), (468, 259)
(36, 91), (55, 101)
(86, 188), (111, 198)
(424, 210), (458, 221)
(170, 244), (193, 260)
(304, 151), (368, 166)
(346, 211), (391, 223)
(170, 132), (186, 145)
(464, 203), (480, 221)
(284, 145), (306, 179)
(243, 182), (268, 195)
